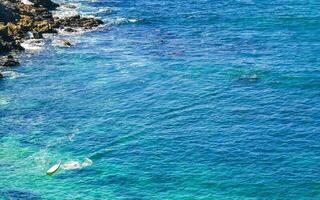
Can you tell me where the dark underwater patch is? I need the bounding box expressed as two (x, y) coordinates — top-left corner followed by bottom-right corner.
(1, 190), (41, 200)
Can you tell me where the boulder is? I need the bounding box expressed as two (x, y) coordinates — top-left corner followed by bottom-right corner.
(0, 40), (23, 53)
(2, 55), (20, 67)
(18, 15), (33, 30)
(7, 22), (24, 39)
(33, 20), (56, 33)
(57, 15), (103, 29)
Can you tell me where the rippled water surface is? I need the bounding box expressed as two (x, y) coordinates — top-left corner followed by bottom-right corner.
(1, 0), (320, 199)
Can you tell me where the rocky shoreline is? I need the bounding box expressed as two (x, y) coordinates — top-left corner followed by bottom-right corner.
(0, 0), (103, 78)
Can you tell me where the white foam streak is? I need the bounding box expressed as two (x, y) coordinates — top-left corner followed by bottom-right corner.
(21, 39), (45, 51)
(61, 158), (93, 170)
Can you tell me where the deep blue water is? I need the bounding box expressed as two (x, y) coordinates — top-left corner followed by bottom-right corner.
(1, 0), (320, 199)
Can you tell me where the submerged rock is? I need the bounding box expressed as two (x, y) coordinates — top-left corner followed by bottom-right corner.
(1, 190), (41, 200)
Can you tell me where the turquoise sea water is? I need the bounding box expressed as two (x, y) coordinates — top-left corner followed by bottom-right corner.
(1, 0), (320, 199)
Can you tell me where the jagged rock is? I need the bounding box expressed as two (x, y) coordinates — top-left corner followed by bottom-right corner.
(0, 40), (24, 53)
(33, 20), (55, 33)
(18, 15), (33, 30)
(2, 55), (20, 67)
(7, 22), (24, 39)
(0, 23), (24, 53)
(17, 3), (49, 17)
(57, 15), (103, 29)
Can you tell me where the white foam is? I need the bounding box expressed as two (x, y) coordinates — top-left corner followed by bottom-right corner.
(82, 158), (93, 167)
(106, 17), (140, 26)
(62, 161), (82, 170)
(97, 7), (113, 14)
(61, 158), (93, 170)
(68, 133), (75, 141)
(22, 0), (34, 5)
(53, 3), (80, 18)
(21, 39), (45, 51)
(52, 39), (73, 48)
(57, 27), (85, 35)
(1, 71), (24, 79)
(0, 98), (9, 106)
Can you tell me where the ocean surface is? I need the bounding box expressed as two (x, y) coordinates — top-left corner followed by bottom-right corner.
(1, 0), (320, 199)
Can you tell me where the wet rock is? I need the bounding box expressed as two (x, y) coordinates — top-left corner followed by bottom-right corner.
(7, 22), (24, 39)
(64, 27), (76, 32)
(57, 15), (103, 29)
(32, 31), (43, 39)
(0, 22), (24, 53)
(18, 15), (33, 30)
(0, 40), (24, 53)
(2, 55), (20, 67)
(61, 39), (72, 47)
(33, 20), (55, 33)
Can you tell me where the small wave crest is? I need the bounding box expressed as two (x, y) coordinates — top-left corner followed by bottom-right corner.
(105, 17), (142, 26)
(61, 158), (93, 170)
(53, 3), (80, 18)
(1, 71), (24, 79)
(0, 98), (9, 106)
(21, 39), (45, 51)
(97, 7), (113, 14)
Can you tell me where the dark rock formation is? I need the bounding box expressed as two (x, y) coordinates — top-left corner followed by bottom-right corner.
(0, 23), (24, 53)
(0, 3), (20, 23)
(30, 0), (59, 10)
(56, 15), (103, 29)
(64, 27), (76, 32)
(0, 0), (104, 65)
(2, 55), (20, 66)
